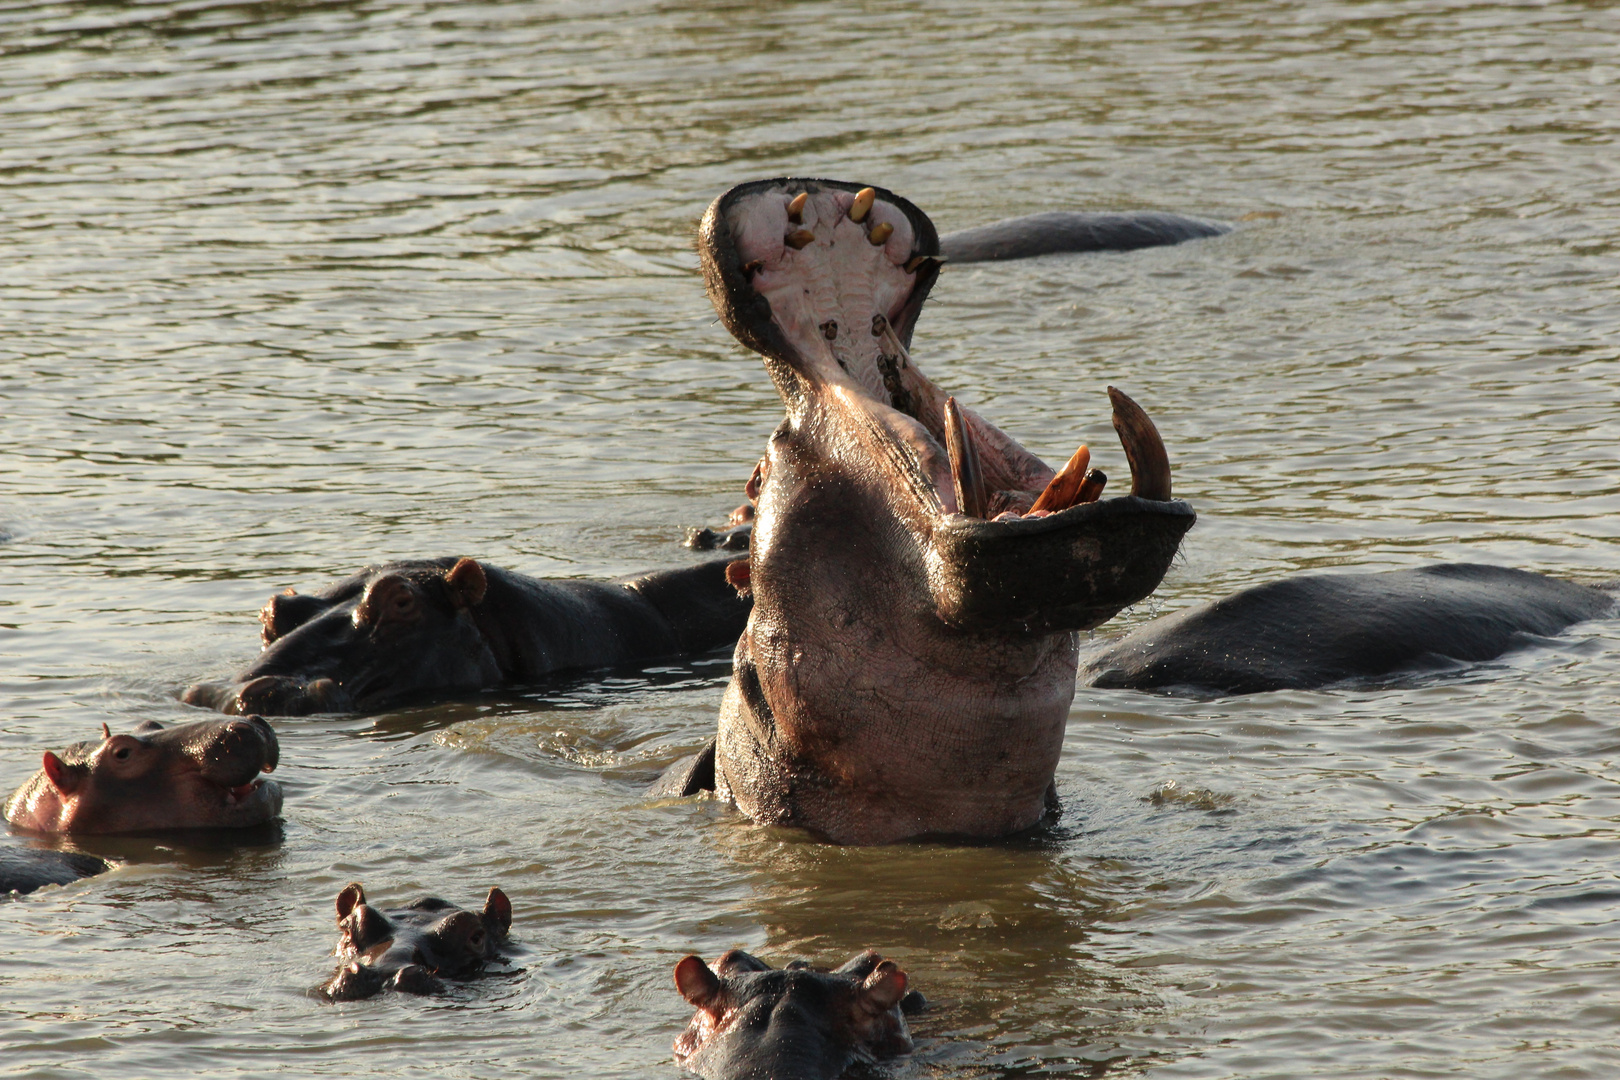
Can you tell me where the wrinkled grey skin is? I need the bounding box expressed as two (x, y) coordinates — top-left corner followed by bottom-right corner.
(0, 847), (111, 897)
(672, 949), (920, 1080)
(1082, 563), (1618, 695)
(184, 556), (749, 716)
(4, 717), (281, 834)
(694, 177), (1195, 844)
(320, 882), (513, 1001)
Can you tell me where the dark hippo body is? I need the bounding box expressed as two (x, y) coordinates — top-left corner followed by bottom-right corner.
(672, 949), (920, 1080)
(1081, 563), (1617, 695)
(3, 716), (281, 894)
(940, 210), (1228, 263)
(1, 847), (112, 897)
(321, 882), (513, 1001)
(184, 556), (750, 716)
(694, 177), (1195, 844)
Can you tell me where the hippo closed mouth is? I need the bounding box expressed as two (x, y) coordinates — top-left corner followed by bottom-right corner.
(695, 178), (1196, 844)
(4, 717), (282, 834)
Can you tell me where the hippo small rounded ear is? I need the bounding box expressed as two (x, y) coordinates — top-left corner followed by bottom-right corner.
(336, 882), (367, 920)
(724, 558), (751, 599)
(674, 955), (723, 1012)
(859, 960), (908, 1014)
(445, 558), (487, 609)
(42, 752), (80, 795)
(483, 887), (512, 934)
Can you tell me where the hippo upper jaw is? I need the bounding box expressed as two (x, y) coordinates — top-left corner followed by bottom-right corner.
(698, 179), (1194, 844)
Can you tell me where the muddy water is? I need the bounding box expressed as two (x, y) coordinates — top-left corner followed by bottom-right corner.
(3, 1), (1619, 1076)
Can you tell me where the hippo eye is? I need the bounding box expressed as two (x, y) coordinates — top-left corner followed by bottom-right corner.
(114, 747), (131, 760)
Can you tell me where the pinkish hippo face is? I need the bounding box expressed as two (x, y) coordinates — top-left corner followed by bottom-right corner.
(697, 179), (1195, 844)
(4, 717), (281, 834)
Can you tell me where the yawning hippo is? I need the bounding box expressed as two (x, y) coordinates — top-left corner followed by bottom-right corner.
(5, 717), (282, 834)
(1081, 562), (1618, 695)
(183, 556), (749, 716)
(693, 178), (1195, 844)
(321, 882), (513, 1001)
(672, 949), (919, 1080)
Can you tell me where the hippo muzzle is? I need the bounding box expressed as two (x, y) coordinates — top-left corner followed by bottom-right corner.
(697, 179), (1196, 844)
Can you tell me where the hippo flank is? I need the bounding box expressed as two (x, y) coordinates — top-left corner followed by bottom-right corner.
(1081, 562), (1618, 695)
(692, 178), (1195, 844)
(184, 556), (749, 716)
(321, 882), (512, 1001)
(672, 948), (920, 1080)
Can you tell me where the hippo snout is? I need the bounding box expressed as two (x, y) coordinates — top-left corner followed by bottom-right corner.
(193, 715), (280, 787)
(198, 675), (353, 718)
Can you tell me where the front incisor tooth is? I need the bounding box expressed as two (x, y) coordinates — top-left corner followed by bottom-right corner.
(787, 192), (808, 223)
(1029, 444), (1092, 514)
(868, 222), (894, 246)
(849, 187), (876, 223)
(786, 228), (815, 250)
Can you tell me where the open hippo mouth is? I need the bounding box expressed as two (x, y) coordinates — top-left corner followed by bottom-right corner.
(697, 179), (1195, 844)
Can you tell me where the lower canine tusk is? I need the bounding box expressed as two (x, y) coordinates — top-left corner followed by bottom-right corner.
(945, 397), (988, 519)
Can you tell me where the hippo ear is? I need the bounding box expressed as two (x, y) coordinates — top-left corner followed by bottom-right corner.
(724, 558), (751, 599)
(858, 960), (908, 1015)
(336, 882), (367, 920)
(482, 887), (512, 935)
(41, 752), (81, 795)
(445, 558), (487, 609)
(674, 955), (723, 1012)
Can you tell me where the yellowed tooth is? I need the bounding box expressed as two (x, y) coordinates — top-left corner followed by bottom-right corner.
(787, 192), (808, 223)
(849, 187), (876, 223)
(868, 221), (893, 246)
(786, 228), (815, 250)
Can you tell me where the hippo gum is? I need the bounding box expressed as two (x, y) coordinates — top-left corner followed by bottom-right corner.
(5, 717), (282, 834)
(184, 556), (749, 716)
(672, 949), (920, 1080)
(692, 178), (1196, 843)
(321, 882), (513, 1001)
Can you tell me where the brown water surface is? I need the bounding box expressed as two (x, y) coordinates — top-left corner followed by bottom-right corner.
(2, 2), (1618, 1077)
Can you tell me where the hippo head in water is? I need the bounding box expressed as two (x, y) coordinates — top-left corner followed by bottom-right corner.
(697, 179), (1196, 844)
(183, 557), (499, 716)
(4, 717), (281, 833)
(321, 882), (513, 1001)
(672, 948), (917, 1080)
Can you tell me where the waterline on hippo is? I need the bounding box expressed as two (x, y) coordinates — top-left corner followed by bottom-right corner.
(696, 178), (1195, 845)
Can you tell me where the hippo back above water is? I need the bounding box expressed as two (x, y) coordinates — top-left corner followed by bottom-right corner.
(184, 556), (750, 716)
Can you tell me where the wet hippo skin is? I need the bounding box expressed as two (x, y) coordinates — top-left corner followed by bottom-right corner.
(940, 209), (1228, 262)
(184, 556), (750, 716)
(3, 716), (281, 894)
(693, 178), (1196, 844)
(671, 949), (921, 1080)
(1081, 563), (1618, 695)
(321, 882), (513, 1001)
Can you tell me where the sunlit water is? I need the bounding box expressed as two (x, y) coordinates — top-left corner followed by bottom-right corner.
(3, 2), (1619, 1077)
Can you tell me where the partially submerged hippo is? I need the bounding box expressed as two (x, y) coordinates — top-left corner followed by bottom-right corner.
(1081, 562), (1618, 695)
(184, 556), (749, 716)
(672, 949), (920, 1080)
(321, 882), (513, 1001)
(2, 716), (281, 895)
(5, 717), (282, 834)
(939, 209), (1227, 263)
(693, 178), (1196, 844)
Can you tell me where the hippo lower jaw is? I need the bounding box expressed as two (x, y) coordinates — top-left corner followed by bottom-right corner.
(699, 179), (1195, 844)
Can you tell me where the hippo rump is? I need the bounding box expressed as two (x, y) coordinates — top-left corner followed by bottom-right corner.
(184, 556), (750, 716)
(2, 716), (281, 894)
(1080, 562), (1618, 695)
(672, 949), (921, 1080)
(321, 882), (513, 1001)
(689, 178), (1196, 844)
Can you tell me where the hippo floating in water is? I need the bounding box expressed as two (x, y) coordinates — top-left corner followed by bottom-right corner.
(939, 209), (1227, 263)
(320, 882), (513, 1001)
(687, 178), (1196, 844)
(2, 716), (281, 894)
(1081, 562), (1618, 695)
(672, 948), (921, 1080)
(184, 556), (750, 716)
